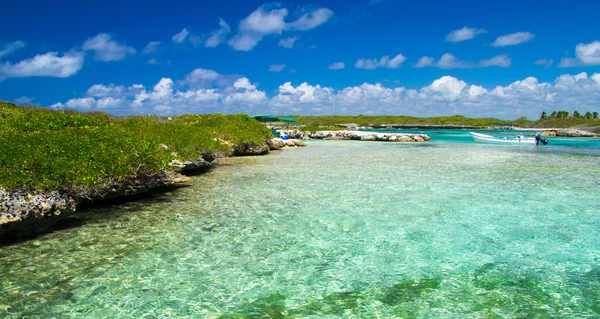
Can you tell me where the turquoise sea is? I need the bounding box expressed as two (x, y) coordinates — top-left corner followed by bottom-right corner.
(1, 130), (600, 318)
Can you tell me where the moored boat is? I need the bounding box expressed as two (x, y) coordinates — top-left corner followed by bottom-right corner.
(470, 132), (548, 145)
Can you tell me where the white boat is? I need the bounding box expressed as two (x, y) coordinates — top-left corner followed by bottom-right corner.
(470, 132), (547, 145)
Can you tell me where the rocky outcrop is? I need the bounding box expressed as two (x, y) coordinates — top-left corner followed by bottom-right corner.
(0, 171), (191, 238)
(276, 129), (430, 142)
(231, 142), (270, 156)
(308, 130), (430, 142)
(541, 129), (598, 137)
(555, 129), (598, 137)
(1, 188), (77, 237)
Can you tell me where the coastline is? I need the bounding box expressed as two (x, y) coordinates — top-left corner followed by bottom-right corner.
(0, 138), (308, 240)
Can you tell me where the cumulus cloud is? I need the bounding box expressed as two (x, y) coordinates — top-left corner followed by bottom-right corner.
(414, 56), (434, 68)
(172, 28), (189, 43)
(82, 33), (135, 61)
(50, 68), (600, 119)
(86, 83), (144, 98)
(414, 54), (510, 69)
(142, 41), (160, 54)
(0, 40), (26, 59)
(559, 41), (600, 67)
(436, 53), (475, 69)
(355, 54), (406, 69)
(228, 6), (333, 51)
(205, 18), (231, 48)
(0, 51), (84, 80)
(491, 32), (535, 47)
(269, 64), (286, 72)
(479, 54), (511, 67)
(278, 36), (298, 48)
(445, 27), (487, 43)
(328, 62), (345, 70)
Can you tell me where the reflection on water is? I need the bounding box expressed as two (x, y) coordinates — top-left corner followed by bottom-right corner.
(1, 139), (600, 318)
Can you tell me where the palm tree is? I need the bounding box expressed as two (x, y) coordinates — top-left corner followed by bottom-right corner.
(540, 111), (547, 119)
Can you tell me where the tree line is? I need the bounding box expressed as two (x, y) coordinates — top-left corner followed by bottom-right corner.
(540, 111), (599, 120)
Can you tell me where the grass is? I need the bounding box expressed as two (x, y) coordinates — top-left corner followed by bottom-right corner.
(285, 115), (531, 128)
(0, 101), (272, 193)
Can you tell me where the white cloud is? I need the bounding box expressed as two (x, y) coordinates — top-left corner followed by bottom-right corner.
(86, 83), (144, 98)
(534, 59), (554, 68)
(287, 8), (334, 30)
(414, 56), (434, 68)
(50, 69), (600, 120)
(559, 41), (600, 67)
(558, 58), (579, 68)
(142, 41), (160, 54)
(445, 27), (487, 43)
(278, 36), (298, 48)
(436, 53), (475, 69)
(0, 51), (84, 80)
(172, 28), (189, 43)
(205, 18), (231, 48)
(269, 64), (286, 72)
(328, 62), (345, 70)
(228, 6), (333, 51)
(182, 68), (221, 88)
(82, 33), (135, 61)
(148, 58), (159, 64)
(0, 40), (26, 59)
(355, 54), (406, 69)
(421, 76), (468, 101)
(14, 96), (34, 104)
(491, 32), (535, 47)
(414, 54), (511, 69)
(479, 54), (511, 67)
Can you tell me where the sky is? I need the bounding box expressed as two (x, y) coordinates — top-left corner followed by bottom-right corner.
(1, 0), (599, 119)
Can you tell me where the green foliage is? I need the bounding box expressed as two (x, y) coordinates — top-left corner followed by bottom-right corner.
(0, 101), (272, 192)
(292, 114), (526, 127)
(301, 124), (345, 133)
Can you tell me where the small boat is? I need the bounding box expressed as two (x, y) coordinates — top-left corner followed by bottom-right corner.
(470, 132), (548, 145)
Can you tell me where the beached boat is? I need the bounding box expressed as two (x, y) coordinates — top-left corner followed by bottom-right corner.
(470, 132), (548, 145)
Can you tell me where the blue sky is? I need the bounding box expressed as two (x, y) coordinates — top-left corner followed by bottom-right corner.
(1, 0), (599, 119)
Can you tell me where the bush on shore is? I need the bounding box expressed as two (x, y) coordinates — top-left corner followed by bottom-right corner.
(0, 101), (272, 193)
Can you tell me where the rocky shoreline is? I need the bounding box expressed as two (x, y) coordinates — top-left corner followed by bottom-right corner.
(278, 130), (431, 142)
(541, 129), (598, 137)
(0, 138), (305, 240)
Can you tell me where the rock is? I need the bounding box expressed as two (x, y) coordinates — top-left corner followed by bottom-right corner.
(232, 142), (270, 156)
(0, 188), (77, 238)
(542, 130), (557, 136)
(303, 130), (430, 142)
(266, 138), (285, 150)
(361, 134), (376, 141)
(555, 129), (598, 137)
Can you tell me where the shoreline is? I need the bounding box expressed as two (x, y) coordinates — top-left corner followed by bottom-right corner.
(0, 138), (306, 240)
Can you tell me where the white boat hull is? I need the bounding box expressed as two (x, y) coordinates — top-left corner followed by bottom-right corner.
(470, 132), (537, 145)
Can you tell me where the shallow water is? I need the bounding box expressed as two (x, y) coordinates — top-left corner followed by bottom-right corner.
(2, 137), (600, 318)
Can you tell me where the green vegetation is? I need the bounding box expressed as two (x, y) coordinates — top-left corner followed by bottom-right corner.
(300, 124), (345, 133)
(288, 115), (530, 128)
(0, 101), (272, 193)
(531, 110), (600, 129)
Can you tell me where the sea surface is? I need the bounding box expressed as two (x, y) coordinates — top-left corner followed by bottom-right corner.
(1, 130), (600, 318)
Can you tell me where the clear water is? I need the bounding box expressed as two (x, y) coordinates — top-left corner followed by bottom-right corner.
(2, 133), (600, 318)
